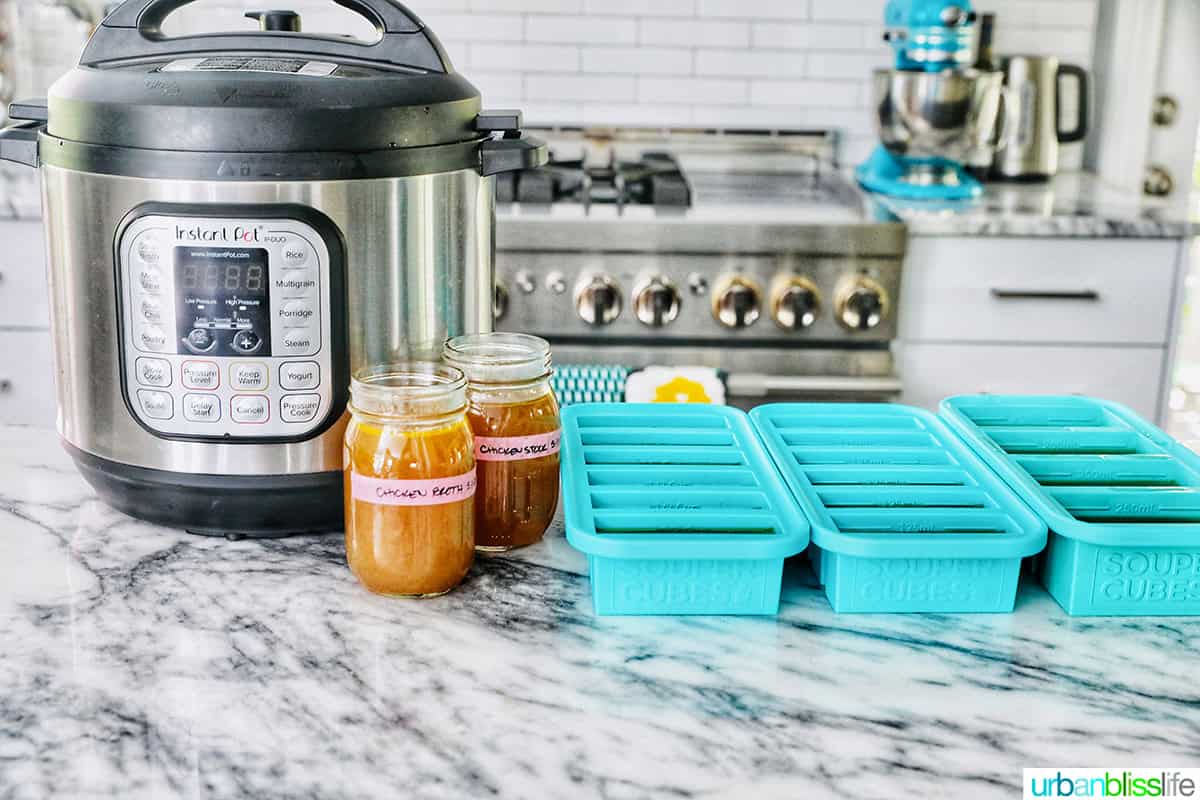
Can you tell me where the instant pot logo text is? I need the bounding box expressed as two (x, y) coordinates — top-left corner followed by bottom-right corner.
(175, 224), (265, 243)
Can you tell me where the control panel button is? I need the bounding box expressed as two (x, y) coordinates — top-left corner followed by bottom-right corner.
(278, 326), (318, 355)
(275, 273), (318, 298)
(232, 330), (263, 354)
(183, 393), (221, 423)
(281, 240), (311, 269)
(280, 394), (321, 423)
(139, 297), (164, 323)
(135, 237), (162, 266)
(138, 267), (164, 294)
(279, 361), (319, 391)
(278, 299), (315, 327)
(181, 360), (220, 390)
(231, 395), (270, 424)
(137, 325), (169, 352)
(135, 357), (172, 388)
(137, 389), (174, 420)
(186, 328), (215, 352)
(230, 362), (269, 391)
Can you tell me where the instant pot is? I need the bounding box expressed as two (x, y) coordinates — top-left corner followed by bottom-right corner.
(0, 0), (546, 537)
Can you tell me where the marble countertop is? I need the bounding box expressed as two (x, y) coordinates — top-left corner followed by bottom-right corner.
(868, 171), (1198, 238)
(3, 424), (1199, 799)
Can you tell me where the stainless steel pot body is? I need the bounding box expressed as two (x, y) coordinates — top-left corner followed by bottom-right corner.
(872, 68), (1004, 165)
(40, 164), (495, 477)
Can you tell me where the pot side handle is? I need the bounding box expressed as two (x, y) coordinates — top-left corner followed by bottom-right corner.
(477, 110), (549, 177)
(0, 100), (49, 168)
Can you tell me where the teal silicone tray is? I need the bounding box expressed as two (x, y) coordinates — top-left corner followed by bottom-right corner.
(941, 395), (1200, 616)
(750, 403), (1047, 613)
(560, 403), (809, 616)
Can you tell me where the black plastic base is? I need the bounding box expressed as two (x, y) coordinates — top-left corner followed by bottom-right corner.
(66, 442), (343, 540)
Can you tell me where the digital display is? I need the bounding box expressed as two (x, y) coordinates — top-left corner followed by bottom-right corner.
(174, 247), (272, 357)
(179, 260), (267, 292)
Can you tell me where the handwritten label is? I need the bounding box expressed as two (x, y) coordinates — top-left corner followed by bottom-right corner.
(474, 431), (561, 463)
(351, 469), (477, 506)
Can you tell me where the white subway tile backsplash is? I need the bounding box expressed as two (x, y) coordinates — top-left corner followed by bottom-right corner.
(582, 46), (693, 75)
(749, 79), (860, 108)
(585, 0), (697, 16)
(526, 15), (638, 44)
(526, 74), (637, 102)
(807, 51), (892, 80)
(156, 0), (1096, 151)
(809, 0), (887, 22)
(471, 0), (583, 11)
(698, 0), (810, 20)
(696, 49), (806, 78)
(420, 13), (523, 41)
(467, 72), (525, 100)
(638, 77), (750, 105)
(992, 27), (1093, 59)
(751, 22), (865, 50)
(470, 43), (581, 72)
(521, 102), (585, 124)
(640, 18), (750, 47)
(1033, 0), (1097, 29)
(577, 103), (695, 125)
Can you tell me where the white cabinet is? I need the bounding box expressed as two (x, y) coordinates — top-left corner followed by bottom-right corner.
(897, 342), (1165, 421)
(898, 236), (1185, 423)
(899, 238), (1180, 346)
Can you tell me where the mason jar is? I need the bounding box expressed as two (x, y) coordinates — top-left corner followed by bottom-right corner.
(343, 363), (476, 597)
(443, 333), (561, 551)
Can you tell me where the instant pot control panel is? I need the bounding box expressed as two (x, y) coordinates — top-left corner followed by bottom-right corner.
(115, 208), (346, 442)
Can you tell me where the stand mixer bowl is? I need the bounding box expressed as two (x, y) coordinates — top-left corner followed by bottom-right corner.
(871, 68), (1003, 169)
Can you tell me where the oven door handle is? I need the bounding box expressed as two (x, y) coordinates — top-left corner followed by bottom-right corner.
(726, 373), (903, 398)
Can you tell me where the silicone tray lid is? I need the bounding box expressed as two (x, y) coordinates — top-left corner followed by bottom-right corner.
(941, 395), (1200, 547)
(749, 403), (1047, 559)
(560, 404), (809, 560)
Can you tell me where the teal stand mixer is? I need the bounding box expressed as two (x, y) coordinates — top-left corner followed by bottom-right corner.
(857, 0), (1006, 201)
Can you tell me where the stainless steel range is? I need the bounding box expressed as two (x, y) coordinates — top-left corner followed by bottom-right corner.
(494, 127), (907, 406)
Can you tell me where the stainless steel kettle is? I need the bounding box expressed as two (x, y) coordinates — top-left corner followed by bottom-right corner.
(992, 55), (1088, 180)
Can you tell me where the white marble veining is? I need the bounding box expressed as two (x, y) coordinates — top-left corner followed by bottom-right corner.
(2, 424), (1199, 799)
(868, 172), (1198, 238)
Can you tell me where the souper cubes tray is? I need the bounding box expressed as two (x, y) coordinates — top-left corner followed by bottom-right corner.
(942, 395), (1200, 616)
(750, 404), (1046, 613)
(560, 404), (809, 615)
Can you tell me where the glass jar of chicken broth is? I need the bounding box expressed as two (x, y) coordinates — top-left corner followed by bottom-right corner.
(344, 363), (476, 597)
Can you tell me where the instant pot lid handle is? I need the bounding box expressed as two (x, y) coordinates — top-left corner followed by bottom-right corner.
(81, 0), (451, 73)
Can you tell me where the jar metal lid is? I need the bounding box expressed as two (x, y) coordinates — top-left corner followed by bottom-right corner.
(443, 332), (552, 385)
(350, 362), (467, 420)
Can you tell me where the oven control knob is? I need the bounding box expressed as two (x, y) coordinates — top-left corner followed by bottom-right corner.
(546, 271), (567, 295)
(515, 270), (536, 295)
(772, 277), (821, 330)
(576, 275), (622, 326)
(713, 276), (761, 329)
(835, 276), (889, 331)
(634, 276), (681, 327)
(494, 283), (509, 322)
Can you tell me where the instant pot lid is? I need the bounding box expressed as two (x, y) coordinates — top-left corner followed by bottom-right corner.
(45, 0), (483, 153)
